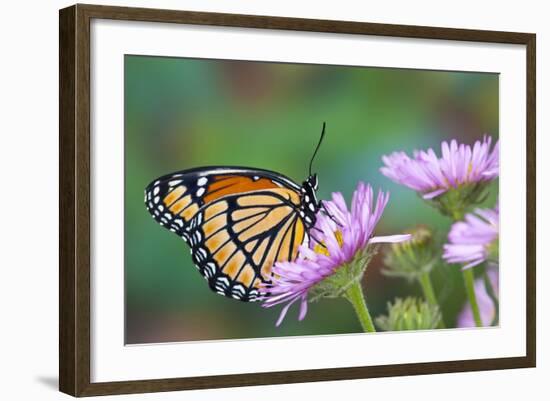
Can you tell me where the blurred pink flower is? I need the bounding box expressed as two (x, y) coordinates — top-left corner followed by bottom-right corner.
(380, 136), (499, 200)
(261, 182), (410, 326)
(443, 206), (499, 270)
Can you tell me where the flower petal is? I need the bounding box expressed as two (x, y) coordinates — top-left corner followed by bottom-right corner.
(443, 205), (499, 269)
(422, 188), (447, 199)
(461, 259), (485, 270)
(298, 295), (308, 321)
(380, 136), (499, 196)
(275, 296), (299, 327)
(369, 234), (412, 244)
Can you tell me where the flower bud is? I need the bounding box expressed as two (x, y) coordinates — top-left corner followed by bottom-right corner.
(425, 182), (490, 220)
(376, 297), (441, 331)
(382, 225), (438, 282)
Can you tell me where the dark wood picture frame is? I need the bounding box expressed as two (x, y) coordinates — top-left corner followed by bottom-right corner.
(59, 3), (536, 397)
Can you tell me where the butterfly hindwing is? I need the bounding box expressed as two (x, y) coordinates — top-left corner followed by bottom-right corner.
(191, 192), (306, 301)
(144, 167), (308, 302)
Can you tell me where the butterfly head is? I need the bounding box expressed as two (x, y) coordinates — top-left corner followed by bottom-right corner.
(308, 174), (319, 191)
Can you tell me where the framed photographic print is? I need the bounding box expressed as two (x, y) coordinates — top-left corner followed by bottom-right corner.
(59, 3), (536, 397)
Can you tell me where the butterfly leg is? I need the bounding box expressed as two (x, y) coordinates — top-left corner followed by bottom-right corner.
(321, 200), (343, 227)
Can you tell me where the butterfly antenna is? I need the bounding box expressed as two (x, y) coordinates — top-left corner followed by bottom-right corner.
(308, 122), (326, 176)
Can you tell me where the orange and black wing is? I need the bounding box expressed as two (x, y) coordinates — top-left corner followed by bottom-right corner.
(144, 167), (307, 302)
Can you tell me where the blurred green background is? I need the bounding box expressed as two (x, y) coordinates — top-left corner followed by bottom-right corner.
(124, 55), (498, 344)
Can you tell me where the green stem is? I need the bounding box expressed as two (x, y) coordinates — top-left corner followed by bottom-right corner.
(451, 209), (465, 221)
(462, 268), (482, 327)
(419, 272), (437, 306)
(345, 280), (376, 333)
(448, 206), (484, 327)
(418, 272), (445, 328)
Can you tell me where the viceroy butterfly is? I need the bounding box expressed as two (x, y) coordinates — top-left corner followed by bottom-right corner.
(144, 123), (326, 302)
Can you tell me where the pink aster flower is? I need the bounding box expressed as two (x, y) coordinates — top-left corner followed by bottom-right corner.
(443, 206), (499, 270)
(262, 182), (411, 326)
(380, 136), (499, 200)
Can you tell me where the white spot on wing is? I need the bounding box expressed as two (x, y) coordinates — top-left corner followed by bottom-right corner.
(217, 276), (230, 287)
(232, 284), (245, 295)
(196, 187), (205, 197)
(197, 177), (208, 186)
(205, 263), (216, 278)
(197, 247), (207, 259)
(195, 213), (203, 225)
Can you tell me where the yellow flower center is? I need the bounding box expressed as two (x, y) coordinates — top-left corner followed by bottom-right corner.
(314, 230), (344, 256)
